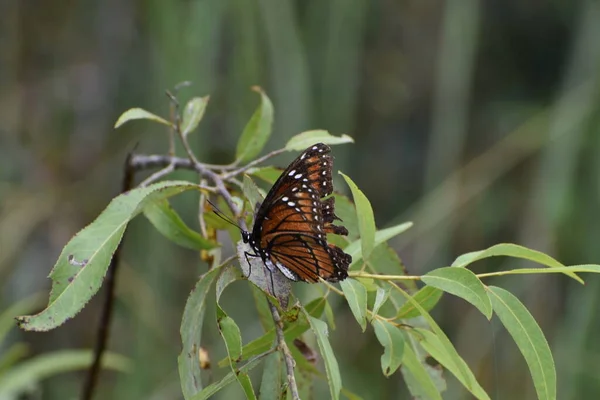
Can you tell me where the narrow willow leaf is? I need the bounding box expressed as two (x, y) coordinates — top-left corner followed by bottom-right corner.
(215, 265), (252, 396)
(242, 175), (264, 211)
(250, 285), (275, 332)
(393, 286), (477, 393)
(17, 181), (198, 331)
(0, 350), (130, 397)
(191, 356), (263, 400)
(114, 107), (172, 128)
(285, 130), (354, 151)
(324, 299), (336, 330)
(451, 243), (581, 283)
(371, 287), (390, 318)
(396, 286), (443, 319)
(416, 329), (489, 400)
(422, 267), (492, 319)
(305, 297), (327, 318)
(144, 199), (217, 250)
(178, 266), (223, 398)
(306, 314), (342, 400)
(181, 96), (209, 137)
(236, 87), (273, 162)
(259, 352), (282, 400)
(401, 338), (443, 400)
(217, 310), (243, 363)
(339, 173), (376, 261)
(488, 286), (556, 400)
(372, 319), (404, 376)
(346, 222), (413, 268)
(331, 194), (359, 240)
(340, 279), (367, 331)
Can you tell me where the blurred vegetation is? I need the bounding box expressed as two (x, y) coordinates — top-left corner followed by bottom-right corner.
(2, 1), (600, 399)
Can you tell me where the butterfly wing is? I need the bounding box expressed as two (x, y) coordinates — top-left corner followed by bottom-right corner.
(251, 143), (351, 282)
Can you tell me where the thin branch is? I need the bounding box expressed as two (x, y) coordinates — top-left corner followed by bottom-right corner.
(221, 148), (287, 180)
(139, 162), (176, 187)
(81, 152), (135, 400)
(348, 271), (422, 281)
(269, 301), (300, 400)
(166, 90), (200, 165)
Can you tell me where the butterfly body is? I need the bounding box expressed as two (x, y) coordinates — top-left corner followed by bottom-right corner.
(242, 143), (351, 283)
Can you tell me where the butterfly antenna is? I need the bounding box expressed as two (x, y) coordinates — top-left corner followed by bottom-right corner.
(206, 199), (243, 231)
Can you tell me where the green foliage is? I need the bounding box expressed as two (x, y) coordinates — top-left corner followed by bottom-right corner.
(15, 87), (600, 400)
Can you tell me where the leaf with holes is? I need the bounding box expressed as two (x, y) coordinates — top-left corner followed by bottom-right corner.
(181, 96), (209, 137)
(17, 181), (198, 332)
(285, 130), (354, 151)
(114, 107), (172, 128)
(451, 243), (581, 283)
(422, 267), (492, 319)
(340, 279), (367, 331)
(236, 87), (273, 163)
(372, 319), (404, 376)
(488, 286), (556, 400)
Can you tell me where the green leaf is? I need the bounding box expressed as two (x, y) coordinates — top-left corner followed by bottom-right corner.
(191, 356), (263, 400)
(16, 181), (198, 332)
(345, 223), (413, 268)
(340, 279), (367, 331)
(396, 286), (443, 319)
(215, 265), (254, 398)
(259, 352), (281, 400)
(144, 199), (217, 250)
(372, 319), (404, 376)
(178, 266), (223, 399)
(401, 338), (444, 400)
(393, 285), (486, 397)
(114, 107), (172, 128)
(488, 286), (556, 400)
(451, 243), (581, 283)
(242, 175), (264, 211)
(181, 96), (209, 137)
(371, 287), (390, 318)
(236, 87), (274, 162)
(285, 130), (354, 151)
(339, 172), (376, 261)
(305, 297), (327, 319)
(306, 315), (342, 400)
(331, 194), (359, 240)
(0, 350), (131, 397)
(247, 166), (282, 184)
(422, 267), (492, 319)
(416, 329), (489, 400)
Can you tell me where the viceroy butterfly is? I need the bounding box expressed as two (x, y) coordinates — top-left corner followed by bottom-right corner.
(241, 143), (352, 283)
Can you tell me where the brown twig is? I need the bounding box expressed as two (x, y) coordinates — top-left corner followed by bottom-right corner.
(81, 152), (135, 400)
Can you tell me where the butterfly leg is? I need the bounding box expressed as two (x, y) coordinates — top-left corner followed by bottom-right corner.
(243, 250), (260, 279)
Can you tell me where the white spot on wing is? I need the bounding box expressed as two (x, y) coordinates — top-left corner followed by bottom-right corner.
(276, 262), (299, 281)
(288, 169), (296, 176)
(282, 196), (289, 202)
(294, 173), (303, 179)
(312, 145), (318, 150)
(287, 201), (295, 206)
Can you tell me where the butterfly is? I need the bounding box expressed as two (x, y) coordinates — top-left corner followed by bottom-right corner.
(241, 143), (352, 283)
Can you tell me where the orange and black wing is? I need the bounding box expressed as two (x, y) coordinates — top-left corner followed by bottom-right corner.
(251, 143), (351, 282)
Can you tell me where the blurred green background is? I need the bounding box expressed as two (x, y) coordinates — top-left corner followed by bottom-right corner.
(2, 1), (600, 399)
